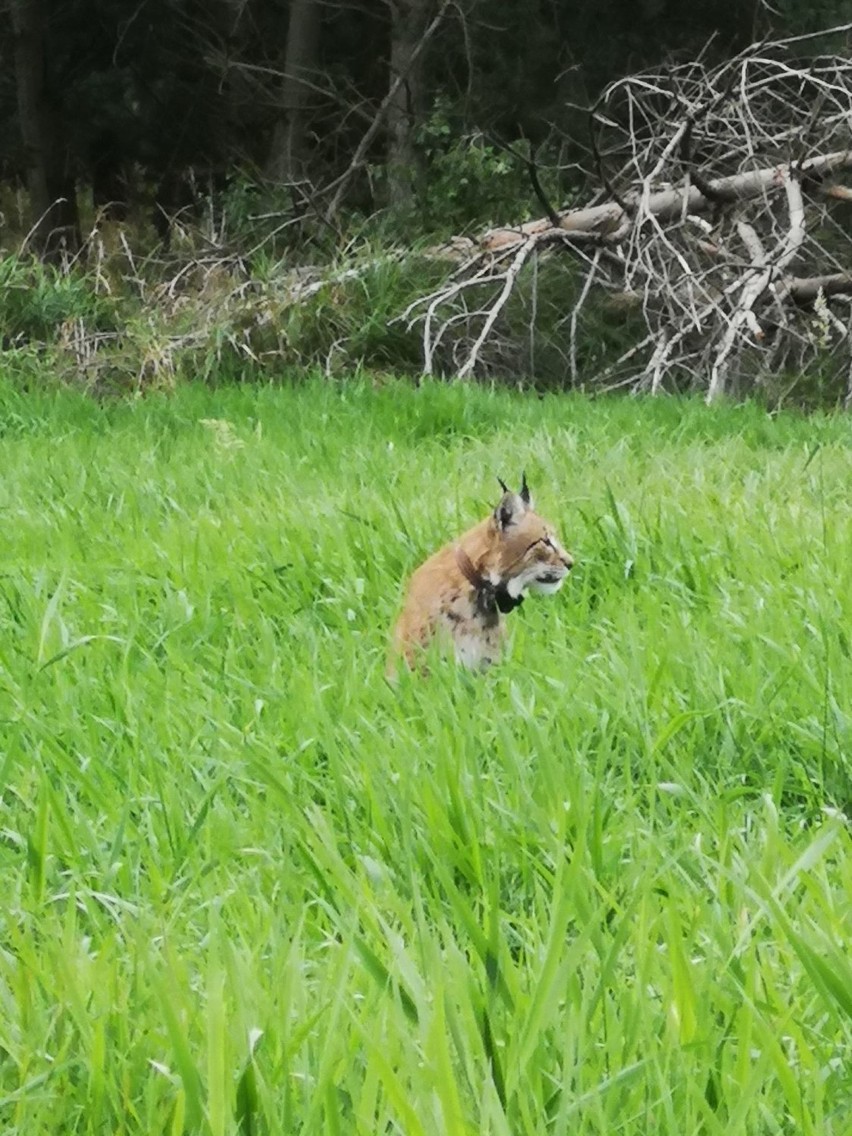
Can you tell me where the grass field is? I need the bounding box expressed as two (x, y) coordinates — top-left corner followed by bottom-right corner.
(1, 377), (851, 1135)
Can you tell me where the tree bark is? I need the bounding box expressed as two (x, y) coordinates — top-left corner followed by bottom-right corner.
(10, 0), (79, 259)
(266, 0), (322, 185)
(386, 0), (431, 210)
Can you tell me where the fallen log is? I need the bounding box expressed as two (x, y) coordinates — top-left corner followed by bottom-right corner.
(478, 150), (852, 252)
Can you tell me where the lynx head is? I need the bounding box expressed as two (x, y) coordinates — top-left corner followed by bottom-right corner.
(485, 474), (574, 600)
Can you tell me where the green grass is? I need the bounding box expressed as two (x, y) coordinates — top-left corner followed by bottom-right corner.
(0, 376), (850, 1135)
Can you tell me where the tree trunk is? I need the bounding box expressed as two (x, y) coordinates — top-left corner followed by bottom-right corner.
(10, 0), (79, 260)
(266, 0), (322, 185)
(386, 0), (430, 210)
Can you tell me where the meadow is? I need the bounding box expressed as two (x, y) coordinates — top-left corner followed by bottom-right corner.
(0, 376), (850, 1135)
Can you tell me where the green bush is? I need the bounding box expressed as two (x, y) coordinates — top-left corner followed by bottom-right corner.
(0, 256), (121, 346)
(414, 98), (569, 235)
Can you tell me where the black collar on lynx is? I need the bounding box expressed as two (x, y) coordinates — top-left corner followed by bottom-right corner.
(454, 545), (525, 617)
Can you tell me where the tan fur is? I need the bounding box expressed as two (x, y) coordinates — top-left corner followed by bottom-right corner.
(388, 480), (573, 676)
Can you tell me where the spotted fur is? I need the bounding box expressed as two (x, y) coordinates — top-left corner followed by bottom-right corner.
(388, 476), (573, 675)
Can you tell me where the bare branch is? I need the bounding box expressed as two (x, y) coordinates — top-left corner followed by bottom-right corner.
(569, 248), (601, 387)
(457, 236), (540, 379)
(323, 0), (452, 222)
(401, 26), (852, 401)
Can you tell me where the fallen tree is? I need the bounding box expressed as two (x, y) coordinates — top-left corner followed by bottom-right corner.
(402, 25), (852, 404)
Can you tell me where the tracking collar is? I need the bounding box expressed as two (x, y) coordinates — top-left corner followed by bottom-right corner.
(454, 546), (525, 616)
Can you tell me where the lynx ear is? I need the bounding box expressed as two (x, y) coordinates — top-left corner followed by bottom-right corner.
(494, 488), (527, 530)
(520, 471), (531, 506)
(497, 474), (532, 504)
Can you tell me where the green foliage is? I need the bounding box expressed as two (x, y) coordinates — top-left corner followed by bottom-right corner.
(0, 379), (850, 1134)
(1, 240), (852, 406)
(206, 177), (310, 259)
(0, 246), (445, 393)
(414, 100), (548, 232)
(0, 256), (120, 346)
(373, 97), (572, 237)
(273, 250), (449, 375)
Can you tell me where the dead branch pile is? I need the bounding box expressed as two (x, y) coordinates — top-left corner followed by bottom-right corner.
(403, 26), (852, 403)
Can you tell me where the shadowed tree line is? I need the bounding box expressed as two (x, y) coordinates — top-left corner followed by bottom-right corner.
(2, 0), (844, 260)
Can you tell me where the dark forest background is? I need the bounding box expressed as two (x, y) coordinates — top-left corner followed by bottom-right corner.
(5, 0), (848, 250)
(1, 0), (851, 398)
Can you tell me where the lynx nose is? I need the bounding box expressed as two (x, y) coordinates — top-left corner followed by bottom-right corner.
(562, 551), (574, 571)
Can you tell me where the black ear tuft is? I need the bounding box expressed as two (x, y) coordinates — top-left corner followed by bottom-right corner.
(520, 471), (531, 504)
(497, 475), (510, 495)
